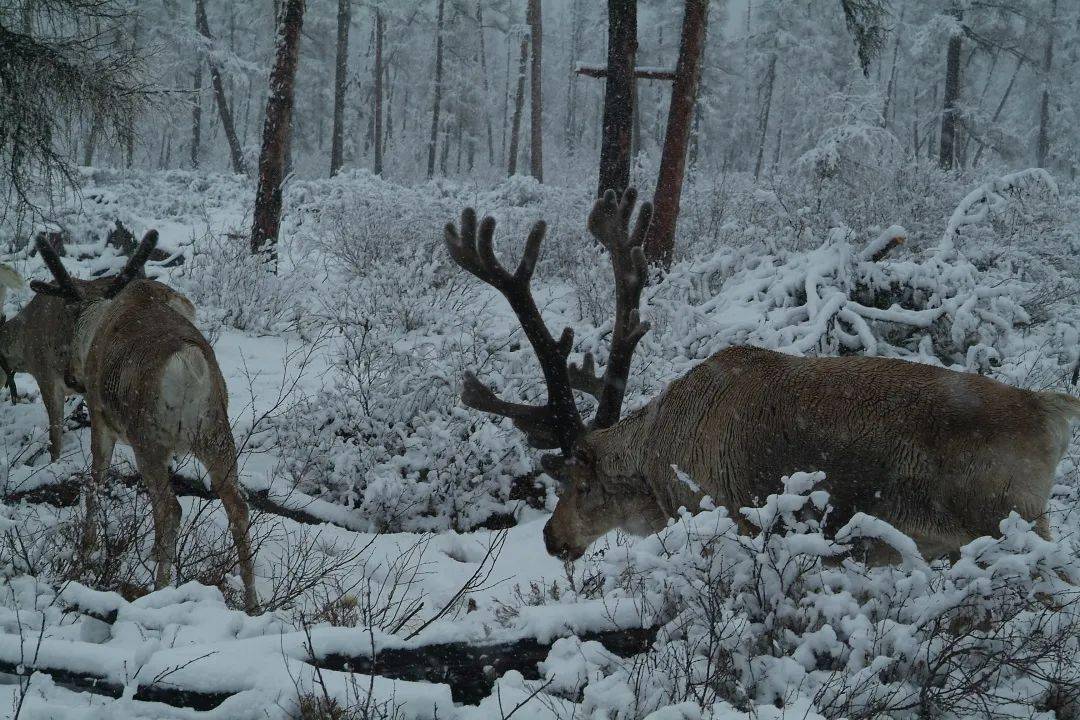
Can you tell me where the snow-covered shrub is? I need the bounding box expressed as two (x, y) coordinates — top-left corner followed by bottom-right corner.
(798, 91), (903, 190)
(269, 237), (537, 531)
(636, 169), (1077, 390)
(550, 473), (1080, 719)
(177, 227), (314, 334)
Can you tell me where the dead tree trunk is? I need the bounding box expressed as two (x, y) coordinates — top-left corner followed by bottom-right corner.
(329, 0), (350, 176)
(426, 0), (445, 178)
(597, 0), (637, 196)
(250, 0), (305, 261)
(373, 7), (384, 174)
(753, 54), (777, 181)
(1036, 0), (1056, 167)
(191, 63), (202, 168)
(507, 31), (529, 176)
(194, 0), (247, 175)
(938, 7), (962, 170)
(645, 0), (708, 268)
(527, 0), (543, 181)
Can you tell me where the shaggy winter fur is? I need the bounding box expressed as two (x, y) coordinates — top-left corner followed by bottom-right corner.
(0, 275), (194, 461)
(31, 233), (255, 611)
(73, 280), (254, 609)
(544, 346), (1080, 562)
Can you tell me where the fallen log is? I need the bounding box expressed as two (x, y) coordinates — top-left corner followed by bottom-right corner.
(2, 471), (328, 527)
(318, 625), (660, 705)
(0, 622), (659, 709)
(0, 657), (234, 711)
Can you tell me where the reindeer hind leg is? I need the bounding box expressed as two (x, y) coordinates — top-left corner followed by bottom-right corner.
(134, 445), (181, 590)
(198, 429), (257, 613)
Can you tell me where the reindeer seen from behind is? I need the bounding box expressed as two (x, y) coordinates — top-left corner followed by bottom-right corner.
(445, 189), (1080, 563)
(0, 259), (195, 462)
(32, 232), (256, 611)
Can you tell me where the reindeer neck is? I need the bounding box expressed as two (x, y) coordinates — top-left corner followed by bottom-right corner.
(587, 402), (652, 484)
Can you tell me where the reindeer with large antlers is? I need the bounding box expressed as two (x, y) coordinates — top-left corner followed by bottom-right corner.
(31, 233), (256, 610)
(446, 189), (1080, 563)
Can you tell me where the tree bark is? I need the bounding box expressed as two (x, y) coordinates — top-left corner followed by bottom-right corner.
(527, 0), (543, 181)
(426, 0), (445, 178)
(644, 0), (707, 268)
(1036, 0), (1056, 168)
(250, 0), (305, 261)
(194, 0), (248, 175)
(507, 32), (529, 176)
(191, 63), (202, 169)
(597, 0), (637, 196)
(329, 0), (350, 176)
(938, 7), (962, 170)
(373, 6), (384, 175)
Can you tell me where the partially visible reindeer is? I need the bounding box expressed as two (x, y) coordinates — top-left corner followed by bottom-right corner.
(444, 189), (1080, 563)
(0, 261), (194, 461)
(31, 233), (256, 610)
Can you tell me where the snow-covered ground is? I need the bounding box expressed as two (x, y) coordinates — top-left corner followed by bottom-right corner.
(0, 166), (1078, 718)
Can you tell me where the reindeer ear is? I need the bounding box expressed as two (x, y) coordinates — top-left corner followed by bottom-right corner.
(540, 453), (567, 481)
(573, 444), (595, 467)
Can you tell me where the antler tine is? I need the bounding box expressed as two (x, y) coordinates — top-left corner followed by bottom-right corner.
(34, 235), (83, 301)
(568, 352), (604, 400)
(585, 187), (654, 429)
(105, 229), (159, 299)
(445, 208), (585, 454)
(461, 373), (561, 449)
(445, 209), (516, 289)
(514, 220), (546, 283)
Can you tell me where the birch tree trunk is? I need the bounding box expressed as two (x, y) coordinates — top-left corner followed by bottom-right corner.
(329, 0), (350, 176)
(250, 0), (305, 261)
(645, 0), (707, 268)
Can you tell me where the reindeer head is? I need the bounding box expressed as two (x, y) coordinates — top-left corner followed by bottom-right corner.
(30, 229), (159, 310)
(445, 189), (653, 560)
(30, 230), (159, 386)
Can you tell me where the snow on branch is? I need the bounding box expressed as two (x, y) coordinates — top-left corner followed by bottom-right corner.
(941, 168), (1058, 250)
